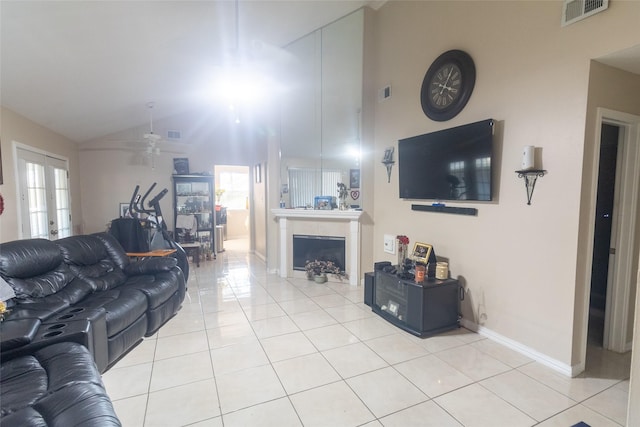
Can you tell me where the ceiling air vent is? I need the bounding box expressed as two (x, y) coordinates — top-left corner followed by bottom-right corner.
(562, 0), (609, 27)
(167, 130), (182, 140)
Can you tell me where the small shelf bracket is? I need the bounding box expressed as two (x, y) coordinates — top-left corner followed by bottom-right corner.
(515, 169), (547, 205)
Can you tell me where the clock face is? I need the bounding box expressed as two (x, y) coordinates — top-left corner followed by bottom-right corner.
(421, 50), (476, 121)
(428, 63), (462, 110)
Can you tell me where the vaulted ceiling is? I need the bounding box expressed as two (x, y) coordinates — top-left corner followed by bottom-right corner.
(1, 1), (637, 145)
(0, 0), (384, 143)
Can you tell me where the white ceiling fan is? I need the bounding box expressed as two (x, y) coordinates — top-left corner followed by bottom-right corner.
(142, 101), (162, 168)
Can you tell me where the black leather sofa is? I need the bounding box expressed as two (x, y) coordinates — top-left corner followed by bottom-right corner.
(0, 232), (187, 426)
(1, 342), (121, 426)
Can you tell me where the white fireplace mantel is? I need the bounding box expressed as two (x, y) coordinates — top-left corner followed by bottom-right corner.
(271, 209), (363, 286)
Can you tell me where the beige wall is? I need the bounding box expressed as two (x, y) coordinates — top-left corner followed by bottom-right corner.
(0, 107), (82, 242)
(367, 0), (639, 370)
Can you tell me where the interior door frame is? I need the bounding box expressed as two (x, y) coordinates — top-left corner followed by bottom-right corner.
(594, 108), (640, 352)
(13, 142), (72, 240)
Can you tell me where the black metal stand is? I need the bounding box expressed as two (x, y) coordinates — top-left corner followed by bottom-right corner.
(515, 169), (547, 205)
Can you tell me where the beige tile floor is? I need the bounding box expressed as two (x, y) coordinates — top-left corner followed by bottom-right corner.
(103, 239), (632, 426)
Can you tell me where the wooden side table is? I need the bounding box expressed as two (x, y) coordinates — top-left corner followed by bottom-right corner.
(126, 249), (177, 259)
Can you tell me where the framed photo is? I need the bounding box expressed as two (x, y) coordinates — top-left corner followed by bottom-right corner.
(173, 158), (189, 175)
(349, 169), (360, 189)
(411, 242), (433, 265)
(314, 196), (333, 210)
(119, 203), (130, 218)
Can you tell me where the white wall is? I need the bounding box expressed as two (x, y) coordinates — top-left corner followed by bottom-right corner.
(367, 0), (640, 371)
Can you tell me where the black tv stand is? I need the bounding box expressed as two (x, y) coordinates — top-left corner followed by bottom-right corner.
(372, 270), (460, 337)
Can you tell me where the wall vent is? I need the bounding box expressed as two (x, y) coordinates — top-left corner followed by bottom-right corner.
(167, 130), (182, 140)
(562, 0), (608, 27)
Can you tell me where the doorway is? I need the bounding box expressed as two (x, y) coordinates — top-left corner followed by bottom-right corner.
(587, 109), (640, 355)
(588, 124), (620, 346)
(214, 165), (251, 251)
(16, 146), (72, 240)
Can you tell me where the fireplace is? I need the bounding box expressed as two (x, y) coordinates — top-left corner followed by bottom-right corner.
(271, 209), (363, 285)
(293, 235), (346, 272)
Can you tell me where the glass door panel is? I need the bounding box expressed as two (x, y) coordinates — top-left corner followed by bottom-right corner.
(17, 147), (72, 239)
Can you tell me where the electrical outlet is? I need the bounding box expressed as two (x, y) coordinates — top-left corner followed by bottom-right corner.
(383, 234), (396, 254)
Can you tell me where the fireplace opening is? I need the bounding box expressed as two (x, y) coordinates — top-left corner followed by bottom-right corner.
(293, 235), (346, 272)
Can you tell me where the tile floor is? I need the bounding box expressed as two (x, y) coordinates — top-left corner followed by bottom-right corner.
(103, 239), (632, 427)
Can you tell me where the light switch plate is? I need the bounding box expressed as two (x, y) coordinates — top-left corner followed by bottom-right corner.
(383, 234), (396, 254)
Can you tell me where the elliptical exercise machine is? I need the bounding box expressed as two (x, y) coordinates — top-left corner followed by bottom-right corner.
(110, 183), (189, 280)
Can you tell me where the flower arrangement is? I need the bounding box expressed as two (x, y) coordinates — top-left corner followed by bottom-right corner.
(215, 188), (225, 203)
(396, 235), (410, 266)
(304, 259), (347, 280)
(0, 300), (8, 322)
(337, 182), (349, 210)
(396, 235), (409, 246)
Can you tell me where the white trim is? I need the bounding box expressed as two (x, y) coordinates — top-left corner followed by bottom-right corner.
(271, 208), (363, 221)
(460, 318), (576, 377)
(254, 251), (267, 263)
(12, 142), (72, 240)
(607, 116), (640, 352)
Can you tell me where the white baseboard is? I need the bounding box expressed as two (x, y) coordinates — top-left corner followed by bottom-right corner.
(254, 251), (266, 263)
(460, 318), (577, 377)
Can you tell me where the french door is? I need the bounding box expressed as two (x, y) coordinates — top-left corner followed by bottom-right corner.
(16, 147), (72, 240)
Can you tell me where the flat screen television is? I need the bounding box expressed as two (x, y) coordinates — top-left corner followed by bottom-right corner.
(398, 119), (494, 201)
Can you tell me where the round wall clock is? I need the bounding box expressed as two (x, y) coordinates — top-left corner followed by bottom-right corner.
(420, 50), (476, 121)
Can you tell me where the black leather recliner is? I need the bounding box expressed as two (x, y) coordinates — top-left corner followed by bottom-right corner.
(0, 341), (121, 426)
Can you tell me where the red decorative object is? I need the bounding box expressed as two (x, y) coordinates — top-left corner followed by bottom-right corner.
(396, 235), (409, 245)
(0, 193), (4, 216)
(350, 190), (360, 200)
(396, 235), (409, 266)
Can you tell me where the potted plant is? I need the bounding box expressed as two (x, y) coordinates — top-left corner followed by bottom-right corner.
(304, 259), (347, 283)
(215, 188), (225, 204)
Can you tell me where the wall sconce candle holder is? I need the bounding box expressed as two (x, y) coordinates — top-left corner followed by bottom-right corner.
(515, 169), (547, 205)
(382, 147), (395, 183)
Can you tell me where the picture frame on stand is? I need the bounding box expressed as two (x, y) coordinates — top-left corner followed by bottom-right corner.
(411, 242), (433, 265)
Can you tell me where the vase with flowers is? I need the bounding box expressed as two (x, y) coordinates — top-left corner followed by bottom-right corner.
(304, 259), (347, 283)
(396, 235), (409, 266)
(337, 182), (349, 210)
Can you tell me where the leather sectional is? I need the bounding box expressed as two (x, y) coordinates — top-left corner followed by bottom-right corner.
(0, 232), (187, 426)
